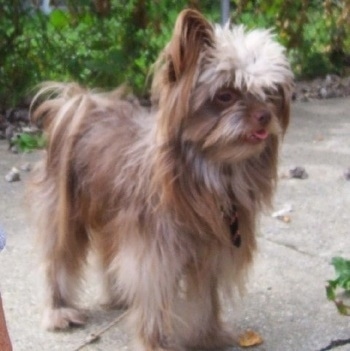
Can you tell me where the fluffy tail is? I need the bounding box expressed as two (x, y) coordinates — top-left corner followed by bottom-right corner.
(31, 82), (94, 249)
(31, 83), (129, 249)
(31, 82), (90, 144)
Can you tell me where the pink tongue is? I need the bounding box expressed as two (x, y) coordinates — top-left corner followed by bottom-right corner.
(253, 129), (269, 140)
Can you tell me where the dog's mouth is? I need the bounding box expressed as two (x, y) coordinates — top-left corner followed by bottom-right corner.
(246, 129), (269, 144)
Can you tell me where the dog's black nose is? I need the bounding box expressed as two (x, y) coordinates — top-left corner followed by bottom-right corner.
(254, 110), (271, 126)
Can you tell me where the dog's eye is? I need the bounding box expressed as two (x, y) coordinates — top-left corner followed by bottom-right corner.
(215, 89), (238, 105)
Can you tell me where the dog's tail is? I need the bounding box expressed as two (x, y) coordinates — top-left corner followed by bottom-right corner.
(31, 81), (91, 140)
(30, 82), (95, 249)
(31, 83), (129, 249)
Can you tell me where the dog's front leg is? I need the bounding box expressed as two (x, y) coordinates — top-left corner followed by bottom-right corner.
(174, 275), (236, 349)
(117, 244), (185, 351)
(129, 294), (184, 351)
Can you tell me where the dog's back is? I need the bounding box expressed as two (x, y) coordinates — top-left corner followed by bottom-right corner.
(31, 83), (154, 237)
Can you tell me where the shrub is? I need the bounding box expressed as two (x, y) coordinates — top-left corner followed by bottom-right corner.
(232, 0), (350, 78)
(0, 1), (349, 110)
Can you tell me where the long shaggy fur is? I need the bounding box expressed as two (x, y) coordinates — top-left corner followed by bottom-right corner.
(28, 9), (293, 351)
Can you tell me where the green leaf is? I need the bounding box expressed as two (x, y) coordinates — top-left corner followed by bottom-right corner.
(327, 257), (350, 316)
(326, 283), (336, 301)
(335, 301), (350, 316)
(332, 257), (350, 276)
(14, 133), (46, 152)
(49, 9), (69, 29)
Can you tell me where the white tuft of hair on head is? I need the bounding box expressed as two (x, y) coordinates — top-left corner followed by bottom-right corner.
(199, 24), (293, 99)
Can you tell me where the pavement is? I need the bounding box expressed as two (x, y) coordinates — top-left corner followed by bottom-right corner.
(1, 98), (350, 351)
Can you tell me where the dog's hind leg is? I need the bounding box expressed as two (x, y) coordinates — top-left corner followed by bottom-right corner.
(40, 218), (89, 331)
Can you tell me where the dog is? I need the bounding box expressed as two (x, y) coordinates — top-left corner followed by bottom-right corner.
(29, 9), (293, 351)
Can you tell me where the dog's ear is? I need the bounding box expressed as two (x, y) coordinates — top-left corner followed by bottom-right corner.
(151, 10), (214, 138)
(166, 9), (214, 83)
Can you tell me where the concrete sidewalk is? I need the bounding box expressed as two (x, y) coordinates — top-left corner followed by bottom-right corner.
(1, 98), (350, 351)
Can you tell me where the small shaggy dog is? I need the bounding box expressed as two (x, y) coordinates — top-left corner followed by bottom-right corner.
(29, 9), (293, 351)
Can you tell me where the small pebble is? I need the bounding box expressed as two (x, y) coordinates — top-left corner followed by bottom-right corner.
(20, 163), (32, 172)
(5, 167), (21, 182)
(272, 205), (293, 223)
(289, 166), (308, 179)
(10, 145), (18, 154)
(344, 168), (350, 180)
(319, 87), (328, 98)
(273, 215), (292, 223)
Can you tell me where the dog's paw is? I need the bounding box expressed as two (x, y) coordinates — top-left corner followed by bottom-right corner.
(134, 339), (184, 351)
(211, 327), (237, 348)
(42, 307), (87, 331)
(136, 347), (182, 351)
(99, 296), (128, 311)
(186, 326), (237, 349)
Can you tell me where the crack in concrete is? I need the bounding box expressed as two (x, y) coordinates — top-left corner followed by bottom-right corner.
(318, 337), (350, 351)
(261, 236), (325, 259)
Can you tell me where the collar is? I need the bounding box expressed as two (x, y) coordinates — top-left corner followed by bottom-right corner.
(223, 205), (241, 248)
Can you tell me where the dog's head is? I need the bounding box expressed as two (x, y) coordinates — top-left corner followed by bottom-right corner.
(152, 9), (293, 164)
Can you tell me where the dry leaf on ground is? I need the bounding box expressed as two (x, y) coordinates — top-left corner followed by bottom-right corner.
(238, 329), (263, 347)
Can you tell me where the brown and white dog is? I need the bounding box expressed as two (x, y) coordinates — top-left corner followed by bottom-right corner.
(29, 9), (293, 351)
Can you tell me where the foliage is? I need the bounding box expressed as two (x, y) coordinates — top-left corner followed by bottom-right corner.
(232, 0), (350, 78)
(0, 1), (350, 109)
(326, 257), (350, 316)
(13, 132), (46, 152)
(0, 0), (218, 108)
(0, 1), (29, 108)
